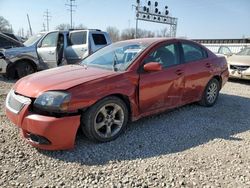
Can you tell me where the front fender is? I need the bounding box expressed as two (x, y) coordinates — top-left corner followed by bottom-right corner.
(68, 71), (140, 120)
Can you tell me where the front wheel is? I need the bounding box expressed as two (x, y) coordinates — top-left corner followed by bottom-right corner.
(81, 96), (128, 142)
(199, 78), (220, 107)
(16, 61), (35, 78)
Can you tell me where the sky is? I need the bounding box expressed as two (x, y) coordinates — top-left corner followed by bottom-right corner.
(0, 0), (249, 39)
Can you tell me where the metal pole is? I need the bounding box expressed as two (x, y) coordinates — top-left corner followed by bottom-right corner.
(47, 9), (49, 31)
(27, 14), (33, 35)
(135, 18), (138, 39)
(70, 0), (73, 28)
(135, 1), (139, 39)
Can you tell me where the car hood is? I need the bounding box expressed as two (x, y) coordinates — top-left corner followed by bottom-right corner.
(3, 45), (35, 58)
(14, 65), (116, 98)
(227, 55), (250, 65)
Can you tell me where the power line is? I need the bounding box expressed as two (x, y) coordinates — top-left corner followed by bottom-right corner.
(43, 9), (51, 31)
(65, 0), (77, 29)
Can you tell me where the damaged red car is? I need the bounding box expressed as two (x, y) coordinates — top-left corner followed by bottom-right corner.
(5, 38), (229, 150)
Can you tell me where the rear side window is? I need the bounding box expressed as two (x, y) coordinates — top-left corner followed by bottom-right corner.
(182, 43), (207, 62)
(92, 34), (107, 45)
(70, 31), (87, 45)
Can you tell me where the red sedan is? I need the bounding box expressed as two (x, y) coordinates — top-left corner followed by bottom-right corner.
(5, 38), (229, 150)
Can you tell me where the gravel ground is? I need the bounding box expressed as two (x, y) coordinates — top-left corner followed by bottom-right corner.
(0, 76), (250, 188)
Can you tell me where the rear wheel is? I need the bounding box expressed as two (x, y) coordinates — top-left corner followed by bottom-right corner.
(199, 78), (220, 107)
(16, 61), (35, 78)
(81, 96), (128, 142)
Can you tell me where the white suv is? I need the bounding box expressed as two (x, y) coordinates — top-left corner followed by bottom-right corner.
(0, 29), (111, 78)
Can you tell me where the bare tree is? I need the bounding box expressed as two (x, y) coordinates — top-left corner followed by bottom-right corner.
(139, 29), (155, 38)
(157, 28), (170, 37)
(0, 16), (13, 33)
(75, 24), (87, 30)
(121, 28), (155, 40)
(55, 23), (87, 30)
(121, 28), (136, 40)
(55, 23), (71, 30)
(106, 26), (120, 42)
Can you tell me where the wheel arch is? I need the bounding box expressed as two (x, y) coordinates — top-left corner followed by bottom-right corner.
(80, 93), (132, 121)
(212, 75), (222, 89)
(6, 58), (37, 78)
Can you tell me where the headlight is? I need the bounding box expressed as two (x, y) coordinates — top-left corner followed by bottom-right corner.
(34, 91), (71, 113)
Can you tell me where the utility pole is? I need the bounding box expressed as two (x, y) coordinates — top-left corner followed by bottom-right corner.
(43, 9), (51, 31)
(42, 23), (46, 31)
(65, 0), (77, 29)
(135, 0), (139, 39)
(27, 14), (33, 35)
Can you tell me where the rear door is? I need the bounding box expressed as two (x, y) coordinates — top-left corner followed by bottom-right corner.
(65, 30), (88, 64)
(139, 42), (185, 113)
(180, 41), (213, 103)
(37, 31), (59, 68)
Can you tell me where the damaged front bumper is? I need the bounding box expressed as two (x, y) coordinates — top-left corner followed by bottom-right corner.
(5, 90), (81, 150)
(228, 64), (250, 80)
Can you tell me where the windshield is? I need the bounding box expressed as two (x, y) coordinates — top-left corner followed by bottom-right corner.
(81, 42), (148, 71)
(24, 33), (45, 46)
(237, 48), (250, 56)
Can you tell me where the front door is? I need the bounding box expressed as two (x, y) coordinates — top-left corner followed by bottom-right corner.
(37, 31), (59, 68)
(139, 42), (185, 114)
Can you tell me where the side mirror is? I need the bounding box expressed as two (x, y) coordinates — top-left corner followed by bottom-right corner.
(144, 62), (162, 72)
(37, 42), (42, 48)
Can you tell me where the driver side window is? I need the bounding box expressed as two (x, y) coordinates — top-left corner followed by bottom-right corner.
(41, 32), (58, 47)
(145, 43), (179, 68)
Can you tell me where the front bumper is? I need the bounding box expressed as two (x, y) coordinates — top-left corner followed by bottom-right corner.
(0, 58), (7, 74)
(5, 104), (80, 150)
(228, 65), (250, 80)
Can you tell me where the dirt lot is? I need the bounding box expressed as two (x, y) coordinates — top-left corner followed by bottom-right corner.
(0, 76), (250, 187)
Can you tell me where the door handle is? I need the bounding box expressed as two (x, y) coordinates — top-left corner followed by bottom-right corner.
(175, 69), (183, 75)
(205, 63), (211, 68)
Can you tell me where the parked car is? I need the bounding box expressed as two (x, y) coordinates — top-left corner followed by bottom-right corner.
(227, 47), (250, 80)
(5, 38), (229, 150)
(0, 29), (111, 78)
(0, 32), (24, 49)
(216, 46), (233, 56)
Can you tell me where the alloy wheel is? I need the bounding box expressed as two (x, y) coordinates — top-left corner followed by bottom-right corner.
(206, 82), (218, 104)
(94, 103), (125, 139)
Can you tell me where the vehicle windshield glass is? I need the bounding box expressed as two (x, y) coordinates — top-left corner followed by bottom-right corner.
(24, 33), (44, 46)
(81, 42), (148, 71)
(237, 48), (250, 56)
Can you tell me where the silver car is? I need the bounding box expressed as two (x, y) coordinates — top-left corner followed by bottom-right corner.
(0, 29), (111, 78)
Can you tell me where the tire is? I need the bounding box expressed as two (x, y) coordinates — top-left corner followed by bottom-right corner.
(81, 96), (128, 142)
(16, 61), (35, 78)
(199, 78), (220, 107)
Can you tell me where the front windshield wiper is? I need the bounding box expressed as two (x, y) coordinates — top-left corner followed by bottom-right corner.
(113, 52), (118, 71)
